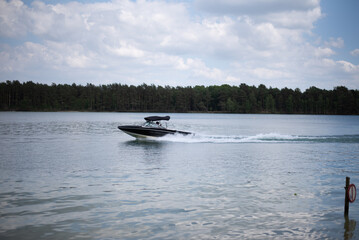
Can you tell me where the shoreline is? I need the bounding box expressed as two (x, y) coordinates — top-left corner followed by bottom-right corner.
(1, 110), (358, 116)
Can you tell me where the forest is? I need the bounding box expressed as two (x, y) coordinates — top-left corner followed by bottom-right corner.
(1, 80), (358, 114)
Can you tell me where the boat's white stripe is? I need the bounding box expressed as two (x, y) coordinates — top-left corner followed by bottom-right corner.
(121, 130), (157, 139)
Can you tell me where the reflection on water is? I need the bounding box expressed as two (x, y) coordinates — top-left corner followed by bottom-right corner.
(345, 217), (357, 240)
(124, 139), (165, 147)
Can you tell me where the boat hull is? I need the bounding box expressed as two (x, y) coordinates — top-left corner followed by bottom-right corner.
(118, 125), (191, 138)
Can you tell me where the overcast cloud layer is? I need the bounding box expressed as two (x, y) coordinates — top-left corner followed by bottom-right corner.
(0, 0), (358, 89)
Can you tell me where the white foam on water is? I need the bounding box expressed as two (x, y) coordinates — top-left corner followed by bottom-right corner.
(141, 132), (359, 143)
(156, 132), (307, 143)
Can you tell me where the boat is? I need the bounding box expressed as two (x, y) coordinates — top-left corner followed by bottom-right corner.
(118, 116), (192, 138)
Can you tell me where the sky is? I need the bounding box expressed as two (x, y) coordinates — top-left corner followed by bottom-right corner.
(0, 0), (358, 90)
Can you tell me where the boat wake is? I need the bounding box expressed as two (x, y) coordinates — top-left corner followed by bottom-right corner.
(155, 133), (359, 143)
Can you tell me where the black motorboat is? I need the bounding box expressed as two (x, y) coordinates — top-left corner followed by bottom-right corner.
(118, 116), (192, 138)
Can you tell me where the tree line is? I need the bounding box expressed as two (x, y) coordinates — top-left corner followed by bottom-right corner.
(1, 80), (358, 114)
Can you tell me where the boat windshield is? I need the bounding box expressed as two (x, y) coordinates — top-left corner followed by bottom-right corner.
(142, 121), (167, 129)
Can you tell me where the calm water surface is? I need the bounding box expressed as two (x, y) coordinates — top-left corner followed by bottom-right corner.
(0, 112), (359, 239)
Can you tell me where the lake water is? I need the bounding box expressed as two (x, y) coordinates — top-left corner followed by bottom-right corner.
(0, 112), (359, 239)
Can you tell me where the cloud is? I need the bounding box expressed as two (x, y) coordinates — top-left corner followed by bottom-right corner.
(0, 0), (358, 90)
(107, 41), (145, 58)
(185, 58), (239, 82)
(314, 47), (335, 57)
(0, 0), (28, 37)
(195, 0), (319, 16)
(251, 67), (291, 80)
(337, 61), (359, 73)
(350, 49), (359, 57)
(256, 6), (321, 29)
(195, 0), (321, 29)
(325, 37), (344, 48)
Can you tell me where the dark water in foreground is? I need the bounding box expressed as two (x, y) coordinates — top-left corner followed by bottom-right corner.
(0, 112), (359, 239)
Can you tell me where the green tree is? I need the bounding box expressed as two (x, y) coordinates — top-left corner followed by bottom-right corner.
(1, 81), (358, 114)
(265, 94), (275, 113)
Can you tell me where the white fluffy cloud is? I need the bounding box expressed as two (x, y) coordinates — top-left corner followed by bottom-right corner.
(351, 49), (359, 57)
(0, 0), (358, 89)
